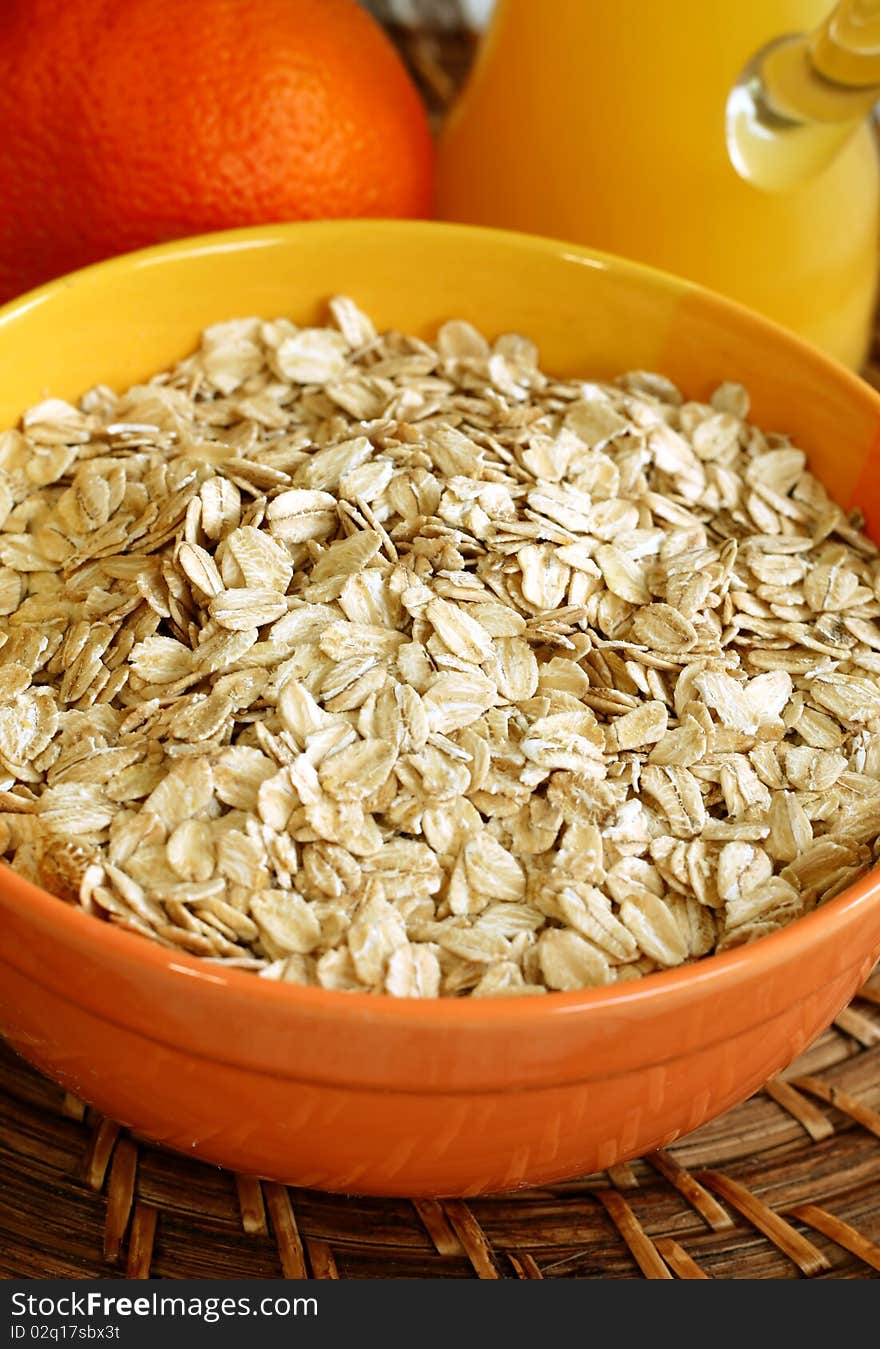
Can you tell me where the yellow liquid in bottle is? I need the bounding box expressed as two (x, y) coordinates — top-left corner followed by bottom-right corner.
(437, 0), (879, 368)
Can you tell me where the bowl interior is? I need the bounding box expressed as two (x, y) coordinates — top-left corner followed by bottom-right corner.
(2, 220), (878, 531)
(1, 219), (879, 1025)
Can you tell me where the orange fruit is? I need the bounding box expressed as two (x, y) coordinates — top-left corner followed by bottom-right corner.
(0, 0), (434, 302)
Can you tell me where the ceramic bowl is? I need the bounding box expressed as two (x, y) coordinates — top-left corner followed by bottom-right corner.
(1, 221), (879, 1196)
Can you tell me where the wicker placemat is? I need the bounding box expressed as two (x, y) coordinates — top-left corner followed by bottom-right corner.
(2, 23), (880, 1282)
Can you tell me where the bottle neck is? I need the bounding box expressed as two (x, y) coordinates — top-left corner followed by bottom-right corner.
(727, 0), (880, 190)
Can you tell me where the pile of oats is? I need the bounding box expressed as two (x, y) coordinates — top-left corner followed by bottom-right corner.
(1, 299), (879, 997)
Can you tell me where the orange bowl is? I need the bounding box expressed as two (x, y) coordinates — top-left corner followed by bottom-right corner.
(1, 221), (879, 1197)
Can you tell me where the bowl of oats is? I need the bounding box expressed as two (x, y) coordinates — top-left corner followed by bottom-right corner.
(0, 221), (879, 1197)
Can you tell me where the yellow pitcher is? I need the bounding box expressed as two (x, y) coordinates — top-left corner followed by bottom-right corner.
(436, 0), (880, 368)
